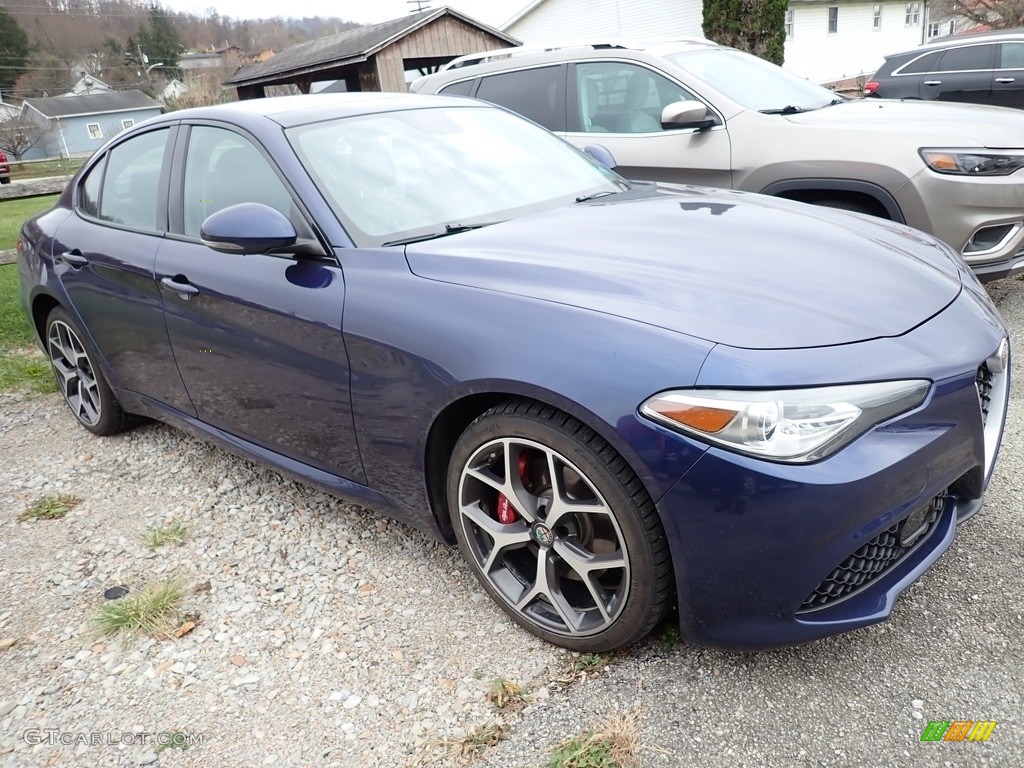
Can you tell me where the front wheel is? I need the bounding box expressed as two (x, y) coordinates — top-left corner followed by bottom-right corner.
(45, 307), (136, 436)
(447, 400), (673, 652)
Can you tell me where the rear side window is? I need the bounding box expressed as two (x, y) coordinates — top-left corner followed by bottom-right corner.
(98, 129), (170, 231)
(78, 155), (105, 218)
(475, 66), (563, 129)
(938, 44), (994, 72)
(1000, 42), (1024, 69)
(899, 50), (942, 74)
(438, 79), (475, 97)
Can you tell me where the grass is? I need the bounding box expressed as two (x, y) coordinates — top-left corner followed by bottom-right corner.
(142, 521), (188, 549)
(0, 194), (59, 250)
(10, 157), (85, 183)
(92, 579), (188, 642)
(453, 723), (505, 760)
(18, 494), (81, 521)
(0, 249), (58, 394)
(549, 712), (641, 768)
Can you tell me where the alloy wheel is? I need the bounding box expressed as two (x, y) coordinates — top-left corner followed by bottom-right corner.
(456, 437), (630, 637)
(47, 320), (102, 427)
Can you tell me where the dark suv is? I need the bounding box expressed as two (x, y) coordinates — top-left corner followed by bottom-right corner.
(866, 28), (1024, 108)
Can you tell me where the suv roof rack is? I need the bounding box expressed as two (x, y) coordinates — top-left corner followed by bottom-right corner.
(442, 38), (715, 70)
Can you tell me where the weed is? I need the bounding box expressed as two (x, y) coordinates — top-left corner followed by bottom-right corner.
(550, 711), (641, 768)
(18, 494), (81, 521)
(92, 579), (188, 642)
(573, 653), (607, 673)
(143, 521), (188, 549)
(487, 677), (529, 712)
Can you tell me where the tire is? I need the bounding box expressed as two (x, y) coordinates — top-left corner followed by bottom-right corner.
(45, 307), (136, 436)
(447, 399), (673, 652)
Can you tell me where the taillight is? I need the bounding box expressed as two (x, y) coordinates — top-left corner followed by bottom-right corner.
(864, 81), (880, 95)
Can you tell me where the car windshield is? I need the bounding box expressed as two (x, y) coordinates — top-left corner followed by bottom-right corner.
(664, 48), (840, 113)
(287, 105), (624, 247)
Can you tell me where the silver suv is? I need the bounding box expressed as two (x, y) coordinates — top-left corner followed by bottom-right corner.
(413, 40), (1024, 281)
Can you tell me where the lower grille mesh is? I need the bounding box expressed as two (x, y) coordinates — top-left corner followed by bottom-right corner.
(798, 493), (948, 613)
(976, 364), (993, 427)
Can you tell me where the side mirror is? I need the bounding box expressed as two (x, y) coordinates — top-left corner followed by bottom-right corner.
(583, 144), (617, 170)
(200, 203), (298, 255)
(661, 101), (716, 131)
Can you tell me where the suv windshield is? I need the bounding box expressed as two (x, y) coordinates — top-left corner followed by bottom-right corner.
(287, 105), (624, 247)
(665, 48), (839, 112)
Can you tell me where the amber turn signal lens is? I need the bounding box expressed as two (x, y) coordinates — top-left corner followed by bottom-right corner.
(654, 403), (736, 433)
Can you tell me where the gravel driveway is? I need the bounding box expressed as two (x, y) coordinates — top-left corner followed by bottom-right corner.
(1, 278), (1022, 768)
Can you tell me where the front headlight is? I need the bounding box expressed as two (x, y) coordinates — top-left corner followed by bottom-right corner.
(640, 380), (930, 463)
(920, 148), (1024, 176)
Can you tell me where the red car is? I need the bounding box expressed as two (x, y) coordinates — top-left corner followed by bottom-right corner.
(0, 148), (10, 184)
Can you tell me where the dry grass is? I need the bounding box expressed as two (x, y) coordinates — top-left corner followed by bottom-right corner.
(487, 677), (529, 712)
(142, 521), (188, 549)
(549, 711), (641, 768)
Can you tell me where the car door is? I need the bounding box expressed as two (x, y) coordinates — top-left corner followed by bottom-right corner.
(564, 61), (732, 189)
(920, 43), (995, 104)
(154, 122), (363, 482)
(51, 126), (196, 415)
(991, 41), (1024, 109)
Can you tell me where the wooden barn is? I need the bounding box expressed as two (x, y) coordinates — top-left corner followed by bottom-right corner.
(225, 7), (519, 99)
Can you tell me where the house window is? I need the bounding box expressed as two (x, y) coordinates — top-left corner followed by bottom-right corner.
(828, 6), (838, 34)
(873, 5), (882, 30)
(786, 9), (795, 38)
(87, 123), (102, 140)
(906, 2), (921, 25)
(121, 119), (135, 130)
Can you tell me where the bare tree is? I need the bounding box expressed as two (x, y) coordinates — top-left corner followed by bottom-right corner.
(932, 0), (1024, 30)
(0, 116), (51, 161)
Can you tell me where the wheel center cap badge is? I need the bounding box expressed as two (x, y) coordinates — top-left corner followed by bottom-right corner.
(532, 523), (554, 547)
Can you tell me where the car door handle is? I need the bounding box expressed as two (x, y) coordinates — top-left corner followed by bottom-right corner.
(160, 276), (200, 298)
(995, 77), (1016, 84)
(923, 80), (942, 86)
(55, 250), (88, 267)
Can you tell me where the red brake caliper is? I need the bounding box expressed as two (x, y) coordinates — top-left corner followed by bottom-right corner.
(495, 453), (529, 525)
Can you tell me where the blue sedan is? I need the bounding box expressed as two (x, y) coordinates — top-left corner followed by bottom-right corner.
(17, 93), (1010, 652)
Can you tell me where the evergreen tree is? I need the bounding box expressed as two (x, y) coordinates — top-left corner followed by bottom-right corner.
(0, 7), (31, 96)
(138, 4), (185, 76)
(703, 0), (788, 66)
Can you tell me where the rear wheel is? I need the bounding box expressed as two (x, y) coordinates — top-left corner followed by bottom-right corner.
(45, 307), (135, 436)
(447, 399), (673, 652)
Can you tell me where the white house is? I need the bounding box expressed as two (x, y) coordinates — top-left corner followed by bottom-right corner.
(503, 0), (703, 42)
(501, 0), (959, 82)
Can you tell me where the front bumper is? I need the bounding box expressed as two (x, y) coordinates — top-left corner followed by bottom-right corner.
(646, 288), (1009, 650)
(899, 168), (1024, 282)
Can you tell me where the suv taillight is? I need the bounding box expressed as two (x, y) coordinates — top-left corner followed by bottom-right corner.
(864, 81), (879, 95)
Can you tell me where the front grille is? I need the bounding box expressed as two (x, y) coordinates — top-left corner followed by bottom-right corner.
(976, 364), (993, 427)
(798, 493), (948, 613)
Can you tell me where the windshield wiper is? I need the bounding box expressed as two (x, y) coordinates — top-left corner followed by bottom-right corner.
(758, 105), (807, 115)
(382, 222), (497, 247)
(575, 190), (619, 203)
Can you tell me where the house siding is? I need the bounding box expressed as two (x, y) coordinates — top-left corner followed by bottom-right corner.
(506, 0), (703, 43)
(784, 0), (927, 80)
(23, 107), (163, 160)
(504, 0), (953, 83)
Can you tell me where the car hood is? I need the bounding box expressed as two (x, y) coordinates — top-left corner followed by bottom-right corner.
(405, 187), (962, 350)
(784, 99), (1024, 146)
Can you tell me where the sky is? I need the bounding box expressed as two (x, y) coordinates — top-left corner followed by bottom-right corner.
(159, 0), (532, 28)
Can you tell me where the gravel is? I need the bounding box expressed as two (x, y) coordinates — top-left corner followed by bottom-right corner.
(1, 276), (1022, 767)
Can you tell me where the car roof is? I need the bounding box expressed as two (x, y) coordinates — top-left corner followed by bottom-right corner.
(149, 92), (486, 129)
(886, 27), (1024, 58)
(438, 38), (720, 71)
